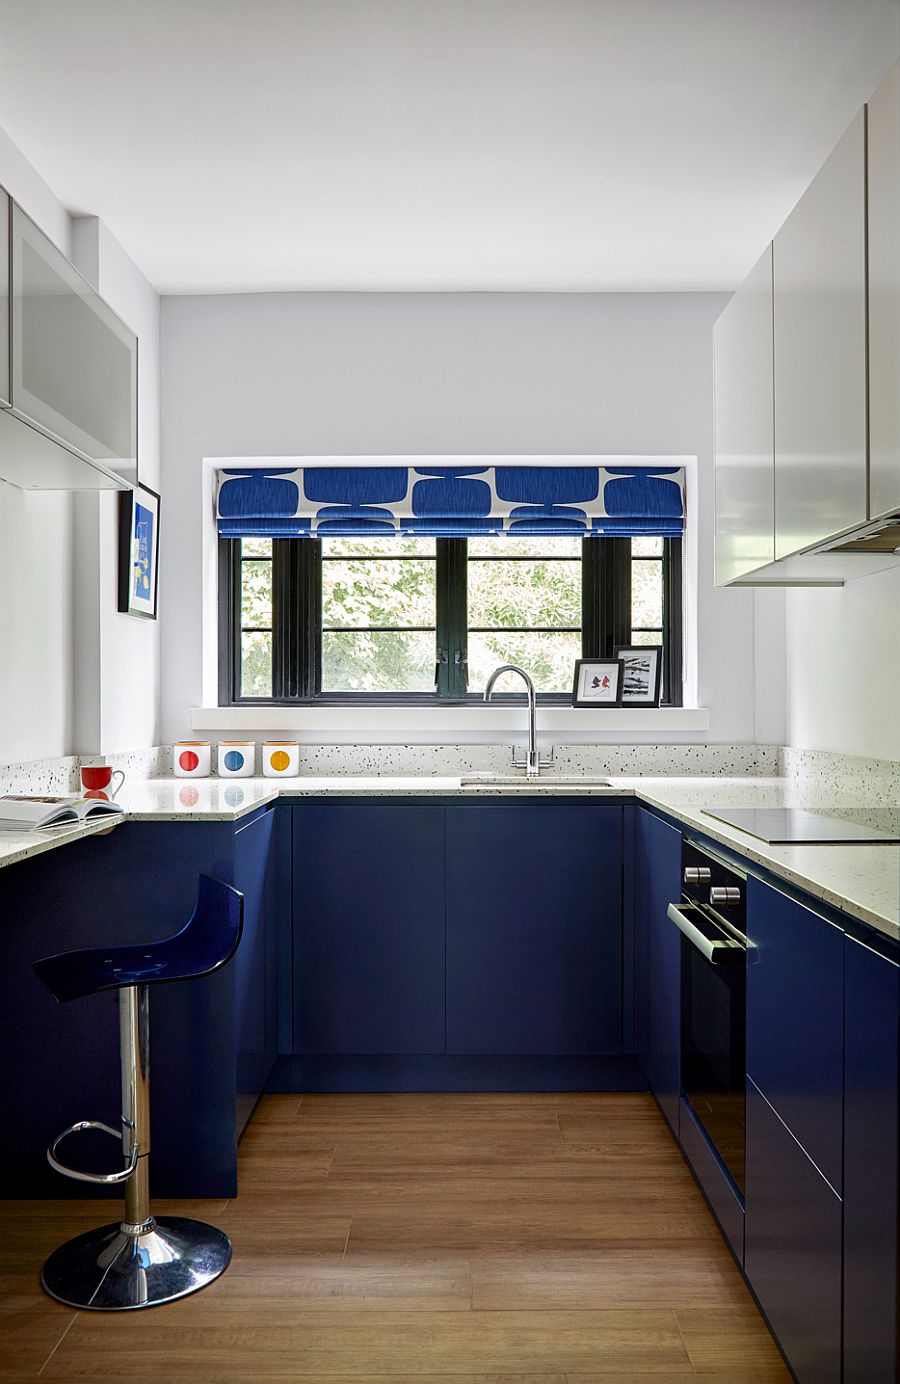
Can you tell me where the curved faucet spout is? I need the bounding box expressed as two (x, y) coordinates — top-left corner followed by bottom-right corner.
(484, 663), (536, 701)
(483, 664), (540, 777)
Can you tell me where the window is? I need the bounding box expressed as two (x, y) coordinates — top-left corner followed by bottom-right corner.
(220, 535), (683, 704)
(466, 536), (583, 692)
(234, 537), (274, 698)
(321, 536), (437, 693)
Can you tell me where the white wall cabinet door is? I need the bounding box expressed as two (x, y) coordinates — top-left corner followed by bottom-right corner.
(714, 243), (774, 585)
(868, 60), (900, 521)
(10, 203), (137, 487)
(0, 190), (8, 409)
(773, 109), (867, 560)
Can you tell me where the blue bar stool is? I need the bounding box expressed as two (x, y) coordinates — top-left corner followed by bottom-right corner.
(32, 874), (243, 1311)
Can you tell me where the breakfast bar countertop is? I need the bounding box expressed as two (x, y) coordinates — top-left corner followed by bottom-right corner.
(1, 773), (897, 941)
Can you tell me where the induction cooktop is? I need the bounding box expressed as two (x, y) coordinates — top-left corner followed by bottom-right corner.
(701, 807), (900, 845)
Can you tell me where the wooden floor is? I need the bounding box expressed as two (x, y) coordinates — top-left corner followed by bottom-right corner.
(1, 1092), (789, 1381)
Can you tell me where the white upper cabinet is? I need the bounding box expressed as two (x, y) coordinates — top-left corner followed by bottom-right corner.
(714, 243), (774, 585)
(0, 188), (8, 408)
(772, 109), (867, 561)
(867, 60), (900, 521)
(0, 201), (137, 490)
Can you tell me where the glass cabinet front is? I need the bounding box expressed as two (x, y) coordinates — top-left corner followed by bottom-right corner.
(10, 204), (137, 486)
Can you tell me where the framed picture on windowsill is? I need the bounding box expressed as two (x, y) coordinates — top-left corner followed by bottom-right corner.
(614, 644), (662, 706)
(118, 483), (160, 620)
(572, 659), (624, 707)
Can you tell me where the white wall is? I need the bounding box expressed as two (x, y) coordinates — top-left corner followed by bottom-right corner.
(0, 127), (160, 764)
(785, 568), (900, 759)
(71, 217), (162, 754)
(160, 290), (776, 746)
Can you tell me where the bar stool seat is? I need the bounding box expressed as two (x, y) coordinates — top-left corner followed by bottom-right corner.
(33, 874), (243, 1311)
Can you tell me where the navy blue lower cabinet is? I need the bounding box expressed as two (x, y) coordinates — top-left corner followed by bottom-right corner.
(746, 876), (843, 1193)
(233, 806), (278, 1136)
(445, 804), (622, 1055)
(745, 1079), (842, 1384)
(634, 809), (681, 1134)
(843, 931), (900, 1383)
(0, 820), (245, 1198)
(292, 803), (446, 1054)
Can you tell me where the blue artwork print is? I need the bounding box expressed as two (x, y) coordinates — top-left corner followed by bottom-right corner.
(132, 502), (154, 602)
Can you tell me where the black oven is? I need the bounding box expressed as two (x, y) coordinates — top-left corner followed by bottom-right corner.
(668, 839), (748, 1198)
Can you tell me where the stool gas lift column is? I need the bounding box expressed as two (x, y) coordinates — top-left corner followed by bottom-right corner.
(32, 875), (243, 1311)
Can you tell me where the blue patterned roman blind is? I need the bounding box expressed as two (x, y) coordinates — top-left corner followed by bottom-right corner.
(215, 465), (685, 538)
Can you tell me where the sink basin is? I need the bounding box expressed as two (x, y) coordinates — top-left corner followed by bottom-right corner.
(459, 774), (612, 788)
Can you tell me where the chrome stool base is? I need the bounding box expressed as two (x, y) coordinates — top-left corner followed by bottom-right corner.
(40, 1216), (232, 1311)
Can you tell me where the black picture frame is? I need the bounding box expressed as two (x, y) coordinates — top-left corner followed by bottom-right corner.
(614, 644), (662, 706)
(118, 484), (161, 620)
(572, 658), (624, 707)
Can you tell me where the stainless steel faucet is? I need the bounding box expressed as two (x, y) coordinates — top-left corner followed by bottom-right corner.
(484, 663), (541, 777)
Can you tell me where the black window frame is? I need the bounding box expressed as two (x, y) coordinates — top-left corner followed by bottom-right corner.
(219, 535), (683, 706)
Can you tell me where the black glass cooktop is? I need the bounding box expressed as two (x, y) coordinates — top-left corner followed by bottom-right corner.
(701, 808), (900, 845)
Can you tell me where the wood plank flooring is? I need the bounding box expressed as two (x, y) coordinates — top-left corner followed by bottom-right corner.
(0, 1092), (788, 1381)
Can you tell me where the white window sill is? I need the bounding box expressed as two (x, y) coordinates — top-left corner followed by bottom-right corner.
(190, 704), (711, 742)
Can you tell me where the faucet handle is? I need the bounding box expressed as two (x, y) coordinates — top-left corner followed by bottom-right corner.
(512, 746), (555, 771)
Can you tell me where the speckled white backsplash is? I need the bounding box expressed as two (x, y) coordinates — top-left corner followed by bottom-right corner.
(158, 741), (779, 778)
(104, 746), (170, 780)
(778, 747), (900, 807)
(0, 755), (83, 795)
(0, 742), (778, 788)
(4, 743), (900, 799)
(0, 747), (168, 795)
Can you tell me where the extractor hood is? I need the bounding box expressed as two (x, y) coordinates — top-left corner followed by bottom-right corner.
(817, 512), (900, 556)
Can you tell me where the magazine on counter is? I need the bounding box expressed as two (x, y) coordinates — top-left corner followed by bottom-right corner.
(0, 794), (124, 830)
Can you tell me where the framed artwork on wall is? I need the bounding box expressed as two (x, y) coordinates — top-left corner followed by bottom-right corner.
(572, 658), (624, 706)
(614, 644), (662, 706)
(118, 483), (160, 619)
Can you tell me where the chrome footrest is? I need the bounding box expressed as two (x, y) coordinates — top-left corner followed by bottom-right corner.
(48, 1120), (139, 1186)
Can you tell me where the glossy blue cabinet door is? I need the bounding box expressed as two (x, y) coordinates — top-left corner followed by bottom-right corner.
(292, 804), (445, 1054)
(746, 876), (843, 1190)
(445, 804), (622, 1055)
(634, 809), (681, 1135)
(745, 1080), (842, 1384)
(233, 807), (278, 1136)
(843, 932), (900, 1383)
(0, 821), (242, 1197)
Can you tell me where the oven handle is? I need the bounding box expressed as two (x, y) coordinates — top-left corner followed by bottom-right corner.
(667, 902), (746, 965)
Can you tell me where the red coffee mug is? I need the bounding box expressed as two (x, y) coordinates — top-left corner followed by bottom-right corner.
(81, 765), (125, 798)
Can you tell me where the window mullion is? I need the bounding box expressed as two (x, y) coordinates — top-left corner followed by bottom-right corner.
(306, 541), (322, 698)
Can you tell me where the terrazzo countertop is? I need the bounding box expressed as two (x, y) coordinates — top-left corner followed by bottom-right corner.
(631, 777), (900, 940)
(1, 774), (897, 940)
(0, 815), (127, 872)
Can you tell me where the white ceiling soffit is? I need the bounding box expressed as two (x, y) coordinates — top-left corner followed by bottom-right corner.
(0, 0), (896, 295)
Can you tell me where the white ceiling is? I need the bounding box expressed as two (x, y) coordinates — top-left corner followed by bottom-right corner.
(0, 0), (897, 294)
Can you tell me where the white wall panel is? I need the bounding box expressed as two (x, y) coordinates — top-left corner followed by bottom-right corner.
(159, 290), (767, 745)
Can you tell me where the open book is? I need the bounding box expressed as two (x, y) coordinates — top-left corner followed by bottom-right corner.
(0, 794), (124, 830)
